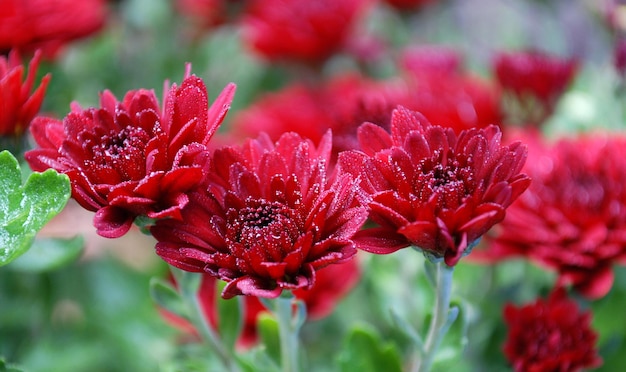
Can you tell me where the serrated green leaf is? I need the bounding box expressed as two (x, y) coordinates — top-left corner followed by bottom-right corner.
(337, 324), (403, 372)
(257, 312), (281, 365)
(149, 277), (188, 320)
(0, 150), (70, 267)
(216, 280), (244, 352)
(8, 235), (84, 272)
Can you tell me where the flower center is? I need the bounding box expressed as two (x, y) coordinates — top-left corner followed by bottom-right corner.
(227, 199), (302, 255)
(417, 152), (474, 208)
(90, 125), (151, 180)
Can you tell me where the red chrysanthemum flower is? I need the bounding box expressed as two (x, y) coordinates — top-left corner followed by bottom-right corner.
(240, 0), (371, 65)
(163, 257), (360, 348)
(25, 66), (236, 238)
(485, 133), (626, 299)
(0, 0), (107, 58)
(339, 106), (530, 265)
(0, 50), (50, 137)
(503, 288), (602, 372)
(151, 131), (369, 298)
(493, 50), (578, 126)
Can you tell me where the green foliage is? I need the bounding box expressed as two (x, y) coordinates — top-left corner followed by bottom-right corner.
(256, 313), (281, 366)
(149, 276), (188, 320)
(0, 357), (23, 372)
(0, 151), (70, 267)
(216, 281), (244, 352)
(336, 324), (403, 372)
(0, 256), (175, 372)
(8, 236), (84, 273)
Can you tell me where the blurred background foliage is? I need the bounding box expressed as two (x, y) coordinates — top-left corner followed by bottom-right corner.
(2, 0), (626, 371)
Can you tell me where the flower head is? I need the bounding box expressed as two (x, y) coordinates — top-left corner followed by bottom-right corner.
(0, 0), (107, 58)
(0, 50), (50, 137)
(493, 50), (578, 126)
(340, 106), (530, 265)
(25, 66), (236, 238)
(503, 288), (602, 372)
(151, 131), (369, 298)
(486, 133), (626, 298)
(240, 0), (371, 65)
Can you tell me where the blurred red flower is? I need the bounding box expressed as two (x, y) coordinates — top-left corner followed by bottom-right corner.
(0, 50), (50, 137)
(339, 106), (530, 265)
(383, 0), (436, 11)
(485, 133), (626, 299)
(25, 66), (235, 238)
(240, 0), (371, 65)
(405, 74), (503, 134)
(151, 131), (369, 298)
(230, 69), (500, 160)
(503, 288), (602, 372)
(229, 73), (403, 156)
(399, 45), (463, 77)
(0, 0), (107, 58)
(493, 50), (578, 126)
(175, 0), (246, 32)
(164, 258), (361, 348)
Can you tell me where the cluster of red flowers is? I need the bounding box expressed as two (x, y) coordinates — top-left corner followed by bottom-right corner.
(5, 0), (614, 368)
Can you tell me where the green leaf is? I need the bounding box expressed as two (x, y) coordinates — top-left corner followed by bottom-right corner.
(0, 357), (24, 372)
(216, 281), (244, 352)
(0, 150), (70, 267)
(149, 277), (188, 320)
(8, 236), (84, 272)
(337, 324), (403, 372)
(256, 312), (281, 365)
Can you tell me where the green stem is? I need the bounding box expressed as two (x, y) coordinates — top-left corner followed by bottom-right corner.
(274, 293), (304, 372)
(176, 270), (239, 372)
(414, 261), (455, 372)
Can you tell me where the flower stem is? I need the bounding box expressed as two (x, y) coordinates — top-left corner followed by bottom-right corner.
(414, 261), (455, 372)
(175, 269), (239, 372)
(273, 293), (305, 372)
